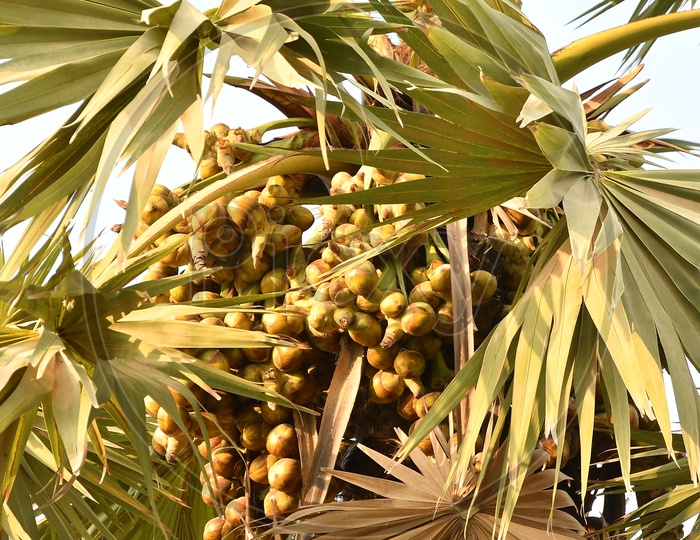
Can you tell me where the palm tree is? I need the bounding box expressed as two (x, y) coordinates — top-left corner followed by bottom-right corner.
(0, 1), (699, 539)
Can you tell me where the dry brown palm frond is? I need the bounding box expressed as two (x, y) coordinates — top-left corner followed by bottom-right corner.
(273, 429), (584, 539)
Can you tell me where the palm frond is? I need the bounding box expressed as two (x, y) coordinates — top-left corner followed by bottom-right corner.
(573, 0), (698, 66)
(275, 430), (583, 539)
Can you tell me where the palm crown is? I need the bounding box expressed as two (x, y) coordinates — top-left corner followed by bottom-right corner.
(0, 1), (699, 539)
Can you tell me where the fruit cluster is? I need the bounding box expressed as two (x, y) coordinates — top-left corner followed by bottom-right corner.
(127, 123), (670, 539)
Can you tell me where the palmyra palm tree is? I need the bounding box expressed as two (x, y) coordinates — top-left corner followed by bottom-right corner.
(0, 0), (699, 538)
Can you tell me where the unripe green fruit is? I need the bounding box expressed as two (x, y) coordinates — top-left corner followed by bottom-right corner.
(470, 270), (498, 306)
(272, 345), (305, 372)
(400, 302), (436, 336)
(393, 349), (426, 379)
(308, 301), (340, 334)
(346, 260), (378, 296)
(356, 288), (383, 313)
(380, 290), (408, 318)
(347, 312), (382, 347)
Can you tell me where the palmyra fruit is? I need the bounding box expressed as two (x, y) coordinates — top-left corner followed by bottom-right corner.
(225, 496), (247, 526)
(347, 312), (383, 347)
(141, 195), (170, 225)
(240, 420), (272, 451)
(157, 406), (191, 436)
(470, 270), (498, 306)
(266, 423), (299, 458)
(366, 344), (399, 371)
(260, 401), (292, 425)
(429, 263), (451, 294)
(264, 488), (299, 516)
(272, 345), (305, 372)
(346, 260), (378, 296)
(380, 290), (408, 319)
(283, 205), (315, 231)
(393, 349), (426, 379)
(249, 453), (276, 485)
(400, 302), (437, 336)
(201, 476), (236, 507)
(369, 370), (405, 404)
(202, 517), (226, 540)
(267, 458), (302, 493)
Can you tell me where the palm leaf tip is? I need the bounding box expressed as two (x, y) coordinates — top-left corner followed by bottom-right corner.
(273, 431), (584, 539)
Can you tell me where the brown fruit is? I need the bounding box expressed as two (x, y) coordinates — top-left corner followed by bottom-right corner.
(286, 373), (318, 404)
(414, 392), (441, 418)
(262, 307), (305, 337)
(355, 288), (383, 313)
(538, 433), (571, 469)
(369, 370), (405, 404)
(397, 392), (419, 421)
(409, 281), (441, 309)
(308, 301), (340, 334)
(241, 347), (271, 364)
(225, 496), (247, 526)
(249, 453), (276, 485)
(198, 436), (226, 459)
(260, 268), (288, 294)
(267, 458), (302, 493)
(266, 423), (299, 458)
(223, 311), (252, 330)
(406, 333), (442, 359)
(144, 395), (160, 418)
(202, 517), (225, 540)
(260, 401), (292, 425)
(283, 205), (315, 231)
(240, 420), (272, 451)
(366, 344), (399, 371)
(328, 277), (357, 306)
(201, 476), (235, 507)
(211, 448), (243, 478)
(264, 488), (299, 516)
(305, 259), (332, 287)
(157, 406), (191, 436)
(152, 428), (168, 456)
